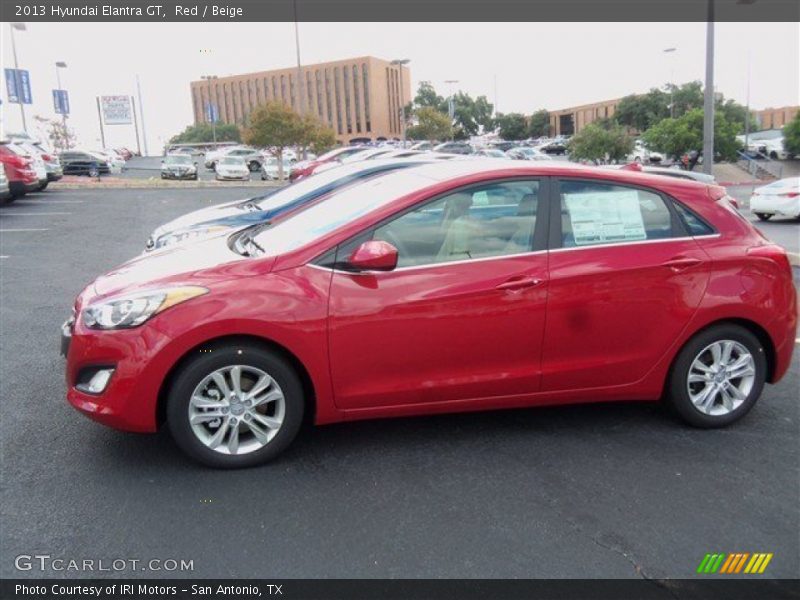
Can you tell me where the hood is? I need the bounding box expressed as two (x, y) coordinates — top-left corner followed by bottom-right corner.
(92, 234), (272, 298)
(150, 196), (271, 240)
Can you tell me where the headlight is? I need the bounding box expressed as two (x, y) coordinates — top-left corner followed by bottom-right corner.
(155, 226), (230, 249)
(82, 286), (208, 330)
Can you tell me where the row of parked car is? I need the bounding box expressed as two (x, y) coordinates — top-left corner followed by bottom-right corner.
(61, 141), (797, 468)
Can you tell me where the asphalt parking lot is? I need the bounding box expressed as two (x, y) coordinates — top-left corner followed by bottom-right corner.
(0, 185), (798, 581)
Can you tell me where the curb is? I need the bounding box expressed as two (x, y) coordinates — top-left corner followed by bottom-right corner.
(717, 180), (766, 187)
(50, 180), (284, 190)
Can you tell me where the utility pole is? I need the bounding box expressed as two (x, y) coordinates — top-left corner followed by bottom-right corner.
(702, 0), (715, 175)
(744, 50), (751, 152)
(9, 23), (28, 133)
(445, 79), (459, 141)
(663, 47), (677, 118)
(136, 75), (149, 156)
(55, 61), (68, 131)
(392, 59), (411, 146)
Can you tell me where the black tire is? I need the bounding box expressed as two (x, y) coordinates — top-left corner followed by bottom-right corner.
(665, 324), (767, 428)
(37, 182), (49, 192)
(248, 161), (261, 172)
(755, 213), (773, 221)
(167, 343), (305, 468)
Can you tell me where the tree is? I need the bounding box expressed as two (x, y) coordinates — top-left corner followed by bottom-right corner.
(170, 122), (241, 144)
(494, 113), (528, 140)
(567, 123), (634, 163)
(297, 113), (337, 156)
(33, 115), (76, 151)
(614, 90), (669, 132)
(243, 102), (305, 181)
(527, 109), (550, 138)
(783, 111), (800, 157)
(414, 81), (446, 111)
(406, 107), (453, 142)
(643, 108), (741, 161)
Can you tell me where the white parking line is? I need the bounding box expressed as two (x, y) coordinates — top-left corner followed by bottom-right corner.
(12, 200), (85, 204)
(0, 228), (49, 232)
(1, 212), (72, 216)
(0, 255), (9, 259)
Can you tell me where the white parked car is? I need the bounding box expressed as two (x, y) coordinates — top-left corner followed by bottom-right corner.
(92, 150), (125, 174)
(749, 177), (800, 221)
(629, 140), (663, 163)
(215, 156), (250, 181)
(205, 146), (263, 171)
(260, 156), (294, 180)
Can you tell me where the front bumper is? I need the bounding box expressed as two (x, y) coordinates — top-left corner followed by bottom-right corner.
(161, 170), (197, 180)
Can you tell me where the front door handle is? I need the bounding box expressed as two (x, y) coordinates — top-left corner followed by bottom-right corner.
(662, 256), (703, 272)
(496, 276), (544, 291)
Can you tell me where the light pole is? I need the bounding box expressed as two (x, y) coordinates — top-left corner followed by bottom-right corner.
(391, 59), (410, 146)
(744, 50), (752, 152)
(663, 47), (677, 118)
(702, 1), (715, 175)
(9, 22), (28, 133)
(293, 0), (306, 158)
(55, 61), (67, 128)
(445, 80), (459, 140)
(201, 75), (218, 145)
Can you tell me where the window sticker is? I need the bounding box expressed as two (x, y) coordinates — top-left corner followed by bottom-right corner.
(563, 191), (647, 246)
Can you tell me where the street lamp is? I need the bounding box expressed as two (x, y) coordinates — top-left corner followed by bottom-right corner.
(55, 61), (68, 130)
(445, 80), (459, 141)
(9, 22), (28, 133)
(391, 59), (410, 146)
(702, 0), (715, 175)
(201, 75), (218, 144)
(663, 47), (677, 118)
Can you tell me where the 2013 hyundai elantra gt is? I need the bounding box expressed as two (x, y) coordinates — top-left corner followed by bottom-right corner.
(62, 161), (797, 468)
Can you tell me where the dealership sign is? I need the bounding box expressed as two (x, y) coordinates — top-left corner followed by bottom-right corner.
(5, 68), (32, 104)
(100, 95), (133, 125)
(53, 89), (70, 115)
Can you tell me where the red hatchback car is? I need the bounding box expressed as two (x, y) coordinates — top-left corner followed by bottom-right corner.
(63, 161), (797, 467)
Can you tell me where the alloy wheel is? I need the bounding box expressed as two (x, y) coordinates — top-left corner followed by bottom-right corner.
(188, 365), (285, 455)
(687, 340), (756, 416)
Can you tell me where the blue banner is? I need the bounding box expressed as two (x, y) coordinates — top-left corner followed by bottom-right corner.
(4, 68), (32, 104)
(53, 89), (70, 115)
(205, 102), (218, 123)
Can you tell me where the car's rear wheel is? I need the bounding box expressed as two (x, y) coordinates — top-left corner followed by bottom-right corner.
(755, 213), (773, 221)
(666, 324), (766, 428)
(248, 161), (261, 172)
(37, 182), (48, 191)
(167, 344), (305, 468)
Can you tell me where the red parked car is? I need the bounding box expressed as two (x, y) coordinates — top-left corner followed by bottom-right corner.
(62, 161), (797, 468)
(289, 145), (369, 181)
(0, 142), (40, 200)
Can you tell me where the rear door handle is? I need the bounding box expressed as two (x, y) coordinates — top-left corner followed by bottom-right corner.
(662, 257), (703, 272)
(496, 276), (544, 291)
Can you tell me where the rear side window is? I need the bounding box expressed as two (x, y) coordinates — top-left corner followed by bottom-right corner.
(673, 202), (715, 236)
(558, 180), (674, 248)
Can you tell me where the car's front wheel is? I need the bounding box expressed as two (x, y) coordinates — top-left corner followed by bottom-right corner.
(755, 213), (773, 221)
(167, 343), (305, 468)
(666, 324), (766, 428)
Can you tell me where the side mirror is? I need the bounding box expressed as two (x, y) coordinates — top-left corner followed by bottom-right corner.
(348, 240), (398, 272)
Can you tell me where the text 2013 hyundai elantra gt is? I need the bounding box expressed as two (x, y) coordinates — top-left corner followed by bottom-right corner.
(62, 161), (797, 468)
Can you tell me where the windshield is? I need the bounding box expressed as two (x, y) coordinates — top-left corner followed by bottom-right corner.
(253, 170), (432, 255)
(164, 155), (192, 165)
(220, 157), (244, 165)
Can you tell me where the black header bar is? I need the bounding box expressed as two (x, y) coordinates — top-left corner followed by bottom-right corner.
(2, 0), (799, 23)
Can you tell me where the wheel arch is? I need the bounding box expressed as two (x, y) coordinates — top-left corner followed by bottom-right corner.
(156, 334), (317, 429)
(664, 317), (778, 393)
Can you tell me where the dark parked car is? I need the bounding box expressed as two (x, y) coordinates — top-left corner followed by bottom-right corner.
(59, 151), (111, 176)
(433, 141), (474, 155)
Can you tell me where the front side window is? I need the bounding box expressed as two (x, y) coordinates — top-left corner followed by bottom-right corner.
(371, 180), (541, 268)
(558, 180), (674, 248)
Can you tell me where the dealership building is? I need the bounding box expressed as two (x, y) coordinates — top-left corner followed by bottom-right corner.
(190, 56), (411, 144)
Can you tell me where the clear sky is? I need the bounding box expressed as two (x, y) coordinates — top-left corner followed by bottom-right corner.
(1, 21), (797, 153)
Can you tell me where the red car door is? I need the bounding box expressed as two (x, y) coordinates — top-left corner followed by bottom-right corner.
(541, 178), (711, 392)
(327, 178), (551, 411)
